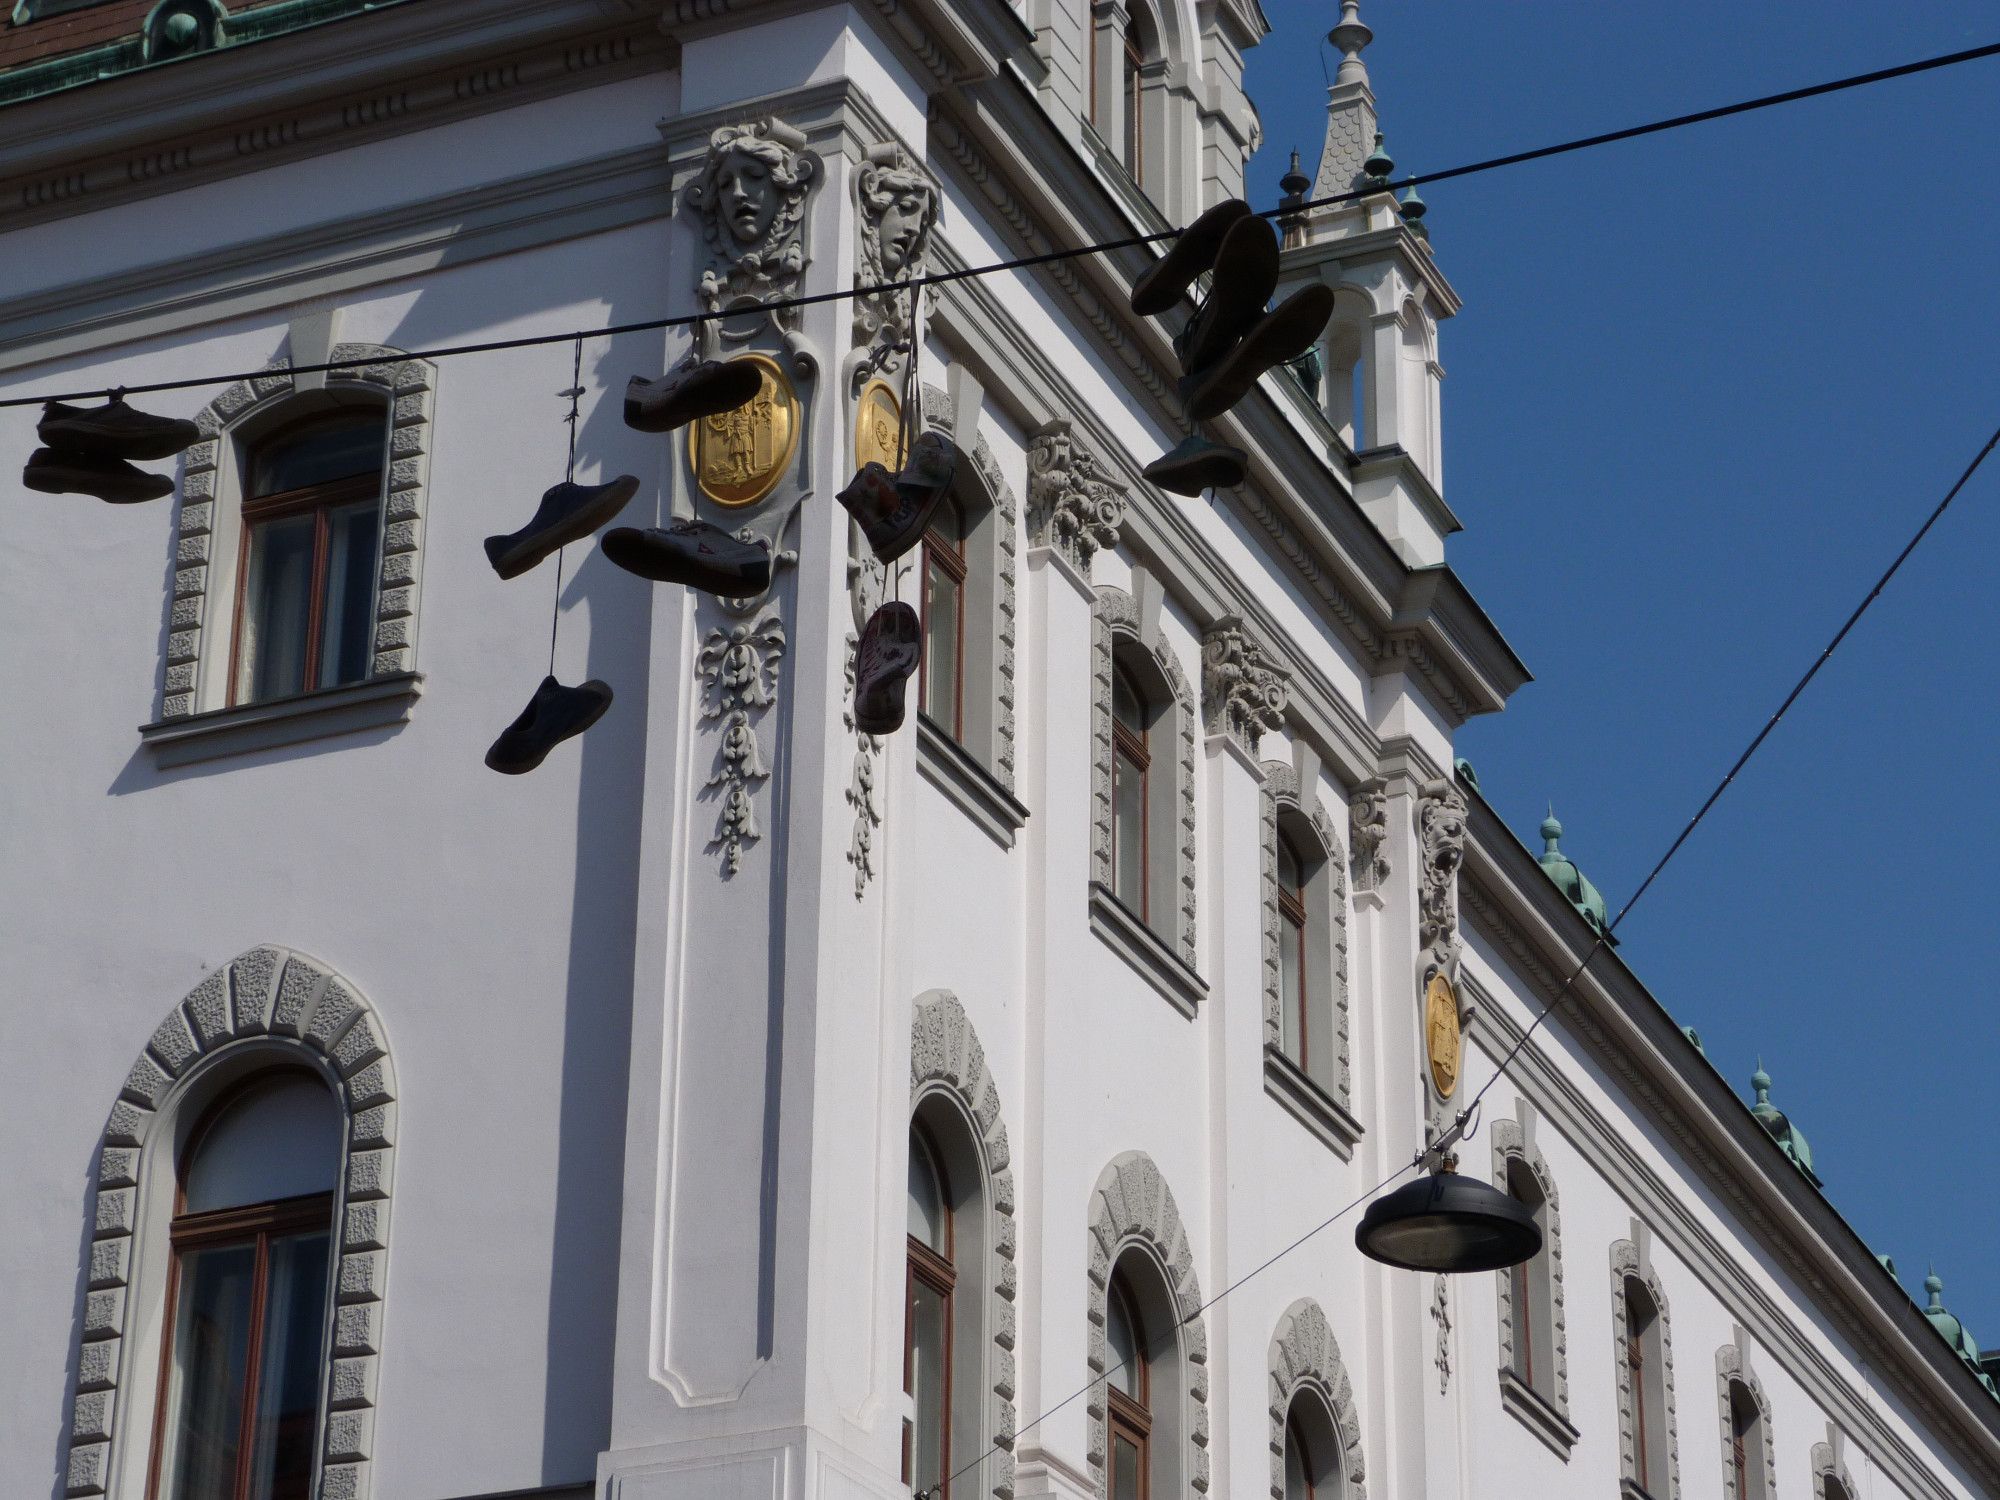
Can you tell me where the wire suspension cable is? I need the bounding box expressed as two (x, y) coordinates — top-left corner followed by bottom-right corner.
(928, 414), (2000, 1496)
(2, 39), (1994, 410)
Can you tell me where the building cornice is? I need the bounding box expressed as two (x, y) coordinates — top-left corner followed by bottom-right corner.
(1458, 791), (2000, 1499)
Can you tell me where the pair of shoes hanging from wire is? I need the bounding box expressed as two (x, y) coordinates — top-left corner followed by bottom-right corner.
(1131, 200), (1334, 497)
(22, 394), (198, 503)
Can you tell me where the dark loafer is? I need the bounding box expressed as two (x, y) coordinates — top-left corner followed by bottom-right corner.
(485, 676), (614, 774)
(22, 447), (174, 504)
(623, 360), (763, 433)
(601, 519), (772, 596)
(484, 475), (640, 580)
(1182, 283), (1334, 423)
(1130, 199), (1253, 316)
(854, 601), (922, 735)
(38, 397), (199, 462)
(1177, 215), (1282, 377)
(1144, 435), (1247, 496)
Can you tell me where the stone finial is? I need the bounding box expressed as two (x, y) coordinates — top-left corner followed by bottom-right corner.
(1312, 0), (1380, 204)
(1329, 0), (1372, 86)
(1200, 615), (1290, 754)
(1027, 418), (1126, 571)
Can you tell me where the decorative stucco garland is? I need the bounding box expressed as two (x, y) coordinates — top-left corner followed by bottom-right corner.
(65, 947), (397, 1500)
(165, 347), (435, 720)
(910, 990), (1019, 1500)
(1090, 587), (1198, 966)
(1266, 1298), (1366, 1500)
(1257, 759), (1349, 1107)
(1085, 1153), (1209, 1497)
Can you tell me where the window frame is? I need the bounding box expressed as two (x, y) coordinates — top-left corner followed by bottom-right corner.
(145, 1073), (340, 1500)
(1275, 831), (1309, 1071)
(904, 1125), (958, 1499)
(918, 501), (969, 744)
(1105, 1274), (1151, 1500)
(1120, 19), (1144, 181)
(1111, 662), (1153, 922)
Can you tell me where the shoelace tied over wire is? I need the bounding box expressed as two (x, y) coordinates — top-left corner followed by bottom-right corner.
(921, 414), (2000, 1499)
(2, 39), (1995, 409)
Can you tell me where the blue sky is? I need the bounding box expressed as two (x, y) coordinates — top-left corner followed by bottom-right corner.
(1241, 2), (2000, 1342)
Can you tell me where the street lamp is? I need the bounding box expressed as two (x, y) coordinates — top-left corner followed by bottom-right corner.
(1355, 1166), (1541, 1273)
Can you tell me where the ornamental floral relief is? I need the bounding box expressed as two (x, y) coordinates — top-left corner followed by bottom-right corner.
(1027, 418), (1126, 572)
(1416, 777), (1467, 988)
(1349, 786), (1390, 892)
(698, 614), (786, 875)
(1200, 614), (1290, 754)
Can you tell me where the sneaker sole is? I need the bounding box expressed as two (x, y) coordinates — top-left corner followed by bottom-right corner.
(1184, 284), (1335, 423)
(486, 476), (641, 580)
(1144, 444), (1247, 496)
(1131, 199), (1253, 316)
(1181, 216), (1282, 376)
(623, 366), (764, 434)
(22, 466), (173, 503)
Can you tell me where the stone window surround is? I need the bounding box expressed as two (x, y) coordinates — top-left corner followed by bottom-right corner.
(1257, 757), (1355, 1156)
(1085, 1152), (1209, 1500)
(1493, 1103), (1577, 1460)
(914, 383), (1025, 847)
(1716, 1335), (1777, 1500)
(63, 946), (397, 1500)
(1267, 1297), (1367, 1500)
(1612, 1229), (1682, 1500)
(1089, 584), (1202, 1015)
(909, 989), (1020, 1500)
(1810, 1429), (1856, 1500)
(141, 344), (435, 767)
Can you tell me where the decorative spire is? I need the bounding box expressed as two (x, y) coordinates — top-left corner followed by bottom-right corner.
(1927, 1267), (1946, 1310)
(1329, 0), (1373, 87)
(1540, 804), (1562, 851)
(1362, 132), (1395, 185)
(1751, 1057), (1772, 1105)
(1749, 1062), (1821, 1186)
(1279, 148), (1312, 248)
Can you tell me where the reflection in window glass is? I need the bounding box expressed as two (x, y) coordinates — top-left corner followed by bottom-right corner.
(250, 415), (385, 498)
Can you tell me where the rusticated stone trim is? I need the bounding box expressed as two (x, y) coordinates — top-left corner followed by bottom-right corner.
(1811, 1434), (1856, 1500)
(1267, 1298), (1366, 1500)
(1612, 1238), (1682, 1500)
(164, 345), (436, 720)
(910, 991), (1019, 1500)
(1091, 587), (1198, 965)
(1716, 1340), (1777, 1500)
(1085, 1153), (1209, 1496)
(1492, 1116), (1570, 1417)
(64, 948), (397, 1500)
(1259, 760), (1349, 1107)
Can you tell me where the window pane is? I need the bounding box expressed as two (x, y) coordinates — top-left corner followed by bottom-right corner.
(908, 1279), (947, 1496)
(1280, 914), (1304, 1064)
(907, 1132), (947, 1253)
(185, 1075), (342, 1213)
(239, 513), (316, 703)
(245, 1231), (332, 1500)
(1114, 748), (1145, 916)
(318, 498), (381, 689)
(1111, 1432), (1142, 1500)
(165, 1243), (258, 1500)
(1121, 30), (1140, 175)
(922, 554), (960, 736)
(1105, 1282), (1140, 1398)
(1112, 667), (1144, 735)
(929, 495), (964, 548)
(1284, 1418), (1312, 1500)
(251, 414), (385, 498)
(1277, 836), (1301, 897)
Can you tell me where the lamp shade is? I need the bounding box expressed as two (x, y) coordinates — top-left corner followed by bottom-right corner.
(1355, 1171), (1542, 1273)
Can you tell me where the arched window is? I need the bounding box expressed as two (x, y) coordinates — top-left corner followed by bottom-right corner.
(905, 1126), (956, 1498)
(1505, 1159), (1552, 1393)
(1111, 662), (1152, 920)
(1276, 833), (1307, 1065)
(153, 1072), (341, 1500)
(1105, 1271), (1150, 1500)
(1283, 1393), (1343, 1500)
(1624, 1277), (1670, 1498)
(1728, 1382), (1765, 1500)
(920, 494), (967, 741)
(232, 408), (389, 706)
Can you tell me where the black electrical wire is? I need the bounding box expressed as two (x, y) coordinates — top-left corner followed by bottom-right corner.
(1, 37), (1993, 411)
(926, 414), (2000, 1498)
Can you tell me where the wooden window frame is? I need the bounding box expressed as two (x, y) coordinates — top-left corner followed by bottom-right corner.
(146, 1077), (337, 1500)
(227, 468), (384, 708)
(1121, 20), (1144, 181)
(1626, 1279), (1656, 1495)
(1111, 693), (1151, 922)
(903, 1236), (956, 1496)
(919, 516), (968, 743)
(1276, 840), (1308, 1071)
(1105, 1279), (1151, 1500)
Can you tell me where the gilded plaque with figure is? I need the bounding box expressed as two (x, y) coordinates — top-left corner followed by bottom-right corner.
(690, 353), (798, 507)
(1425, 972), (1461, 1098)
(854, 380), (903, 472)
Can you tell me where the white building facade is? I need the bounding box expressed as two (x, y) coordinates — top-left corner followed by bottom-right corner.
(1, 5), (1995, 1500)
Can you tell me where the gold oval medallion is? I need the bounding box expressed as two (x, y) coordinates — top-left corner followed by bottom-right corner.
(854, 379), (903, 472)
(690, 352), (799, 507)
(1425, 972), (1461, 1098)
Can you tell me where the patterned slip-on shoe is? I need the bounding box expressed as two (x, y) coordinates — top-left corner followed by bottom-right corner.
(483, 475), (640, 580)
(1182, 283), (1335, 424)
(485, 675), (615, 775)
(600, 519), (772, 597)
(38, 396), (200, 462)
(837, 431), (960, 564)
(1143, 434), (1248, 497)
(623, 360), (763, 434)
(22, 447), (175, 504)
(853, 601), (923, 736)
(1129, 199), (1253, 317)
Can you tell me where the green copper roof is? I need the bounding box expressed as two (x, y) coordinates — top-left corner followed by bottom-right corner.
(1537, 806), (1616, 944)
(1749, 1060), (1821, 1186)
(1923, 1270), (2000, 1396)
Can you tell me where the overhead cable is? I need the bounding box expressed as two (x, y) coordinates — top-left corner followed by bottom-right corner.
(1, 38), (1995, 409)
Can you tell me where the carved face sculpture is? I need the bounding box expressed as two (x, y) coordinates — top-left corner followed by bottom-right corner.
(876, 182), (932, 273)
(716, 147), (781, 245)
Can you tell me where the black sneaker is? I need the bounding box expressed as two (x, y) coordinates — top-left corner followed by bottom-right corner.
(624, 360), (763, 433)
(484, 475), (640, 580)
(1144, 435), (1247, 496)
(601, 519), (772, 596)
(1182, 283), (1334, 423)
(22, 447), (174, 504)
(485, 675), (614, 774)
(1130, 199), (1253, 316)
(854, 601), (922, 735)
(38, 396), (199, 461)
(1176, 215), (1281, 377)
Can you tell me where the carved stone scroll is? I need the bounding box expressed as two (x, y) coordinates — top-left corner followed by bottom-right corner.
(1200, 615), (1289, 754)
(1027, 418), (1126, 572)
(1349, 786), (1390, 892)
(1416, 778), (1467, 989)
